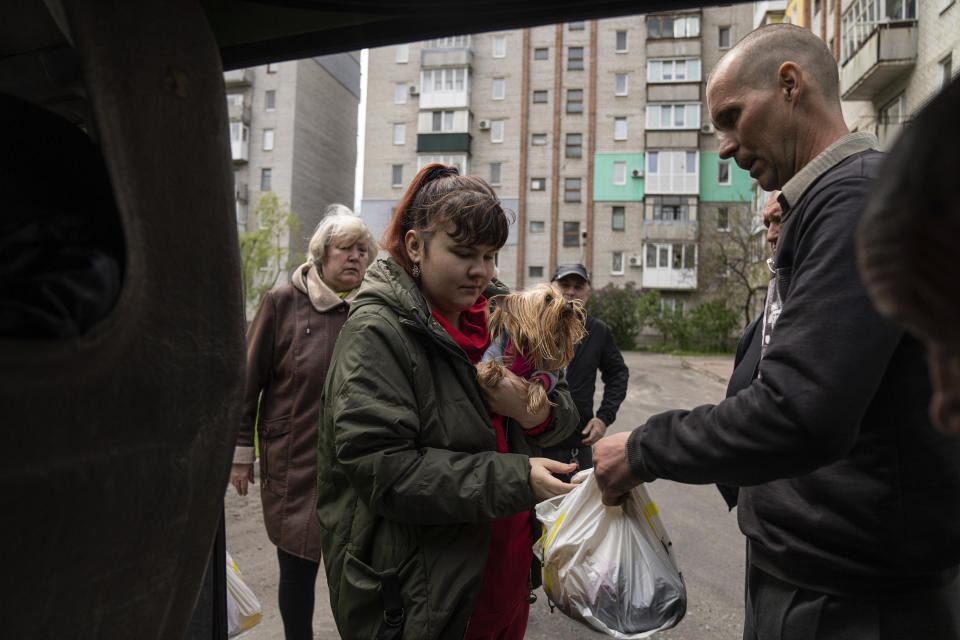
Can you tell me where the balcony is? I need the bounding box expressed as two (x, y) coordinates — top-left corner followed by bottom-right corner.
(417, 132), (471, 153)
(840, 22), (917, 101)
(641, 241), (698, 290)
(227, 102), (251, 124)
(223, 68), (254, 87)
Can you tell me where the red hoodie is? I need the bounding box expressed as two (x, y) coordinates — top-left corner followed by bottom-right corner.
(431, 298), (550, 636)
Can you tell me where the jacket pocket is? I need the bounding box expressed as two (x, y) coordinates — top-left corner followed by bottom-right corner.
(258, 415), (293, 496)
(338, 549), (421, 639)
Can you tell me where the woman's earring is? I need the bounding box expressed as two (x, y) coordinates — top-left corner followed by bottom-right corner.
(412, 263), (421, 279)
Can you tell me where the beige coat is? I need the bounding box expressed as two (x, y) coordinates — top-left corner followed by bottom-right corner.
(235, 262), (354, 561)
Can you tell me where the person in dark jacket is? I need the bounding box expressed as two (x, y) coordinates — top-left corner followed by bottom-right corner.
(316, 164), (580, 640)
(542, 263), (628, 481)
(594, 24), (960, 640)
(230, 206), (377, 640)
(856, 76), (960, 437)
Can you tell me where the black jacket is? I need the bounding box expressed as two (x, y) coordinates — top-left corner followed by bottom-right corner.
(626, 149), (960, 597)
(558, 315), (628, 446)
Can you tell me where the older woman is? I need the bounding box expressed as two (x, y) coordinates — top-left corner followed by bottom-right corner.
(317, 165), (580, 640)
(230, 205), (377, 640)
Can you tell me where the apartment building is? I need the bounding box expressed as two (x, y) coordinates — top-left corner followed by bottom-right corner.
(225, 53), (361, 261)
(362, 6), (759, 313)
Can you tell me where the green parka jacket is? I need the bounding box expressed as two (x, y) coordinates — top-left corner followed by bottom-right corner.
(316, 257), (580, 640)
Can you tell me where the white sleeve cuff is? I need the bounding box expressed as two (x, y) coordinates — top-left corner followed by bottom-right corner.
(233, 446), (255, 464)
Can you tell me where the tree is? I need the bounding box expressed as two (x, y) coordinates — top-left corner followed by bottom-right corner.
(699, 204), (769, 329)
(238, 192), (300, 317)
(584, 282), (645, 350)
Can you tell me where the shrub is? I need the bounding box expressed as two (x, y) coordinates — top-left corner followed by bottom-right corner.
(585, 282), (644, 350)
(646, 294), (739, 353)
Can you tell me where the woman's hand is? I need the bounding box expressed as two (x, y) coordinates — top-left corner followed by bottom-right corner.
(230, 463), (255, 496)
(481, 368), (550, 428)
(529, 458), (578, 500)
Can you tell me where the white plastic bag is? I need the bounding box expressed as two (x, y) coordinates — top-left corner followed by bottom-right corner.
(226, 551), (262, 638)
(534, 469), (686, 639)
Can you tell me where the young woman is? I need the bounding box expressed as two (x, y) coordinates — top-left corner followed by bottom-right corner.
(317, 165), (580, 639)
(231, 207), (377, 640)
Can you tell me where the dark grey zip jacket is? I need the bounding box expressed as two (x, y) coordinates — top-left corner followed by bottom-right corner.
(626, 149), (960, 597)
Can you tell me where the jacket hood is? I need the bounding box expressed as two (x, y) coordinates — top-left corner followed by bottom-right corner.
(352, 257), (509, 323)
(291, 261), (357, 312)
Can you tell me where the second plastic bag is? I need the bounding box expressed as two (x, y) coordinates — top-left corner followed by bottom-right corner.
(534, 469), (686, 639)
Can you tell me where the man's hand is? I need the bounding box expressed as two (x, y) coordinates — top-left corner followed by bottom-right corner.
(581, 417), (607, 446)
(592, 431), (641, 506)
(230, 463), (255, 496)
(529, 458), (578, 500)
(481, 368), (549, 429)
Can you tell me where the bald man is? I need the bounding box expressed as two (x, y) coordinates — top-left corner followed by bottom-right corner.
(593, 24), (960, 640)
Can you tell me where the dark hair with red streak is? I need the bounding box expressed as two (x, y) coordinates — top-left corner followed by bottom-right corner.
(381, 163), (513, 275)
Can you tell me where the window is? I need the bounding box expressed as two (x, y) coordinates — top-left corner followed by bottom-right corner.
(529, 221), (545, 232)
(661, 298), (684, 313)
(569, 21), (585, 30)
(226, 93), (244, 107)
(264, 90), (276, 111)
(531, 177), (546, 190)
(615, 73), (628, 96)
(568, 47), (584, 70)
(647, 58), (702, 83)
(717, 207), (729, 231)
(612, 251), (624, 275)
(396, 44), (409, 63)
(646, 151), (698, 193)
(651, 196), (690, 221)
(938, 54), (953, 91)
(492, 77), (505, 100)
(615, 30), (628, 52)
(529, 266), (544, 278)
(532, 133), (547, 145)
(533, 90), (548, 103)
(430, 110), (454, 132)
(417, 154), (467, 174)
(391, 164), (403, 187)
(612, 206), (626, 230)
(613, 161), (627, 185)
(718, 26), (731, 49)
(393, 123), (405, 145)
(534, 47), (549, 60)
(489, 162), (502, 185)
(647, 14), (700, 39)
(563, 222), (580, 247)
(420, 68), (467, 94)
(260, 168), (272, 191)
(646, 103), (701, 129)
(878, 92), (906, 144)
(490, 120), (504, 143)
(564, 178), (581, 202)
(394, 83), (407, 103)
(614, 117), (627, 140)
(266, 62), (279, 73)
(718, 160), (731, 185)
(423, 36), (470, 48)
(493, 35), (506, 58)
(645, 242), (696, 270)
(262, 129), (274, 151)
(565, 133), (582, 158)
(567, 89), (583, 113)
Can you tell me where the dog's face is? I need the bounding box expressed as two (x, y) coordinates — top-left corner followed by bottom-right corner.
(487, 284), (587, 370)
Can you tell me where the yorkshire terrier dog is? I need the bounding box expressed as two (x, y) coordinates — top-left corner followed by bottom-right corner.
(477, 284), (587, 417)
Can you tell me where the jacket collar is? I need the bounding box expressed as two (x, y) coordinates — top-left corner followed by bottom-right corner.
(291, 261), (356, 312)
(778, 131), (879, 222)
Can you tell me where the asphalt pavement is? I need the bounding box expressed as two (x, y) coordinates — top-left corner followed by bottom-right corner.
(224, 352), (742, 639)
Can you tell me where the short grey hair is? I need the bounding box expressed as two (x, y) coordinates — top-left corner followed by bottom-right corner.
(307, 204), (379, 267)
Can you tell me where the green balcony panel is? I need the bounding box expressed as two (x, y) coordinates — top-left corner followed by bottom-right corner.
(417, 132), (472, 153)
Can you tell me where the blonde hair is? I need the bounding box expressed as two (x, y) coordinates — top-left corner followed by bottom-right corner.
(308, 204), (379, 267)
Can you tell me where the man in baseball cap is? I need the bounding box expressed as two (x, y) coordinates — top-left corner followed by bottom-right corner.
(545, 263), (628, 480)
